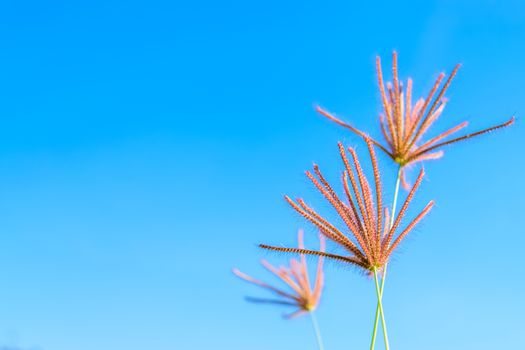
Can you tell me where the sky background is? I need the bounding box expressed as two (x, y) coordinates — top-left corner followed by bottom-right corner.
(0, 0), (523, 349)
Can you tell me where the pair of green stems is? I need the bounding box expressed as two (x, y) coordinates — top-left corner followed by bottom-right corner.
(369, 166), (402, 350)
(309, 166), (402, 350)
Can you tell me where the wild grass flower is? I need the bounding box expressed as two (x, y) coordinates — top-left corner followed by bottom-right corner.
(260, 137), (433, 272)
(316, 51), (514, 188)
(233, 230), (325, 319)
(259, 137), (433, 350)
(315, 52), (513, 349)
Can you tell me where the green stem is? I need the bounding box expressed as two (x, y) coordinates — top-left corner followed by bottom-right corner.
(369, 165), (402, 350)
(309, 311), (325, 350)
(373, 268), (390, 350)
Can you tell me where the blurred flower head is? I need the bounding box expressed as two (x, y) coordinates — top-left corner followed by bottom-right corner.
(317, 51), (514, 188)
(260, 138), (433, 272)
(233, 230), (325, 319)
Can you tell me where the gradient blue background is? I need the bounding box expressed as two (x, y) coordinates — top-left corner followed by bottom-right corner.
(0, 0), (522, 349)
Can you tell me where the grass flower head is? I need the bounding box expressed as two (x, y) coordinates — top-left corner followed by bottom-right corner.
(233, 230), (325, 319)
(317, 51), (514, 188)
(260, 138), (434, 272)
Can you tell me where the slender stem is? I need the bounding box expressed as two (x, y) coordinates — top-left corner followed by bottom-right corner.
(309, 311), (325, 350)
(369, 165), (402, 350)
(370, 305), (379, 350)
(381, 166), (402, 295)
(373, 268), (390, 350)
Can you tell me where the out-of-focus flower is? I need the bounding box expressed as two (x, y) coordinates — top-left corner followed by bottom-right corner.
(233, 230), (325, 319)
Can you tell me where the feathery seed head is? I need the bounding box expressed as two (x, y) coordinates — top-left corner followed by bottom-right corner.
(233, 230), (325, 319)
(260, 139), (434, 273)
(317, 51), (514, 188)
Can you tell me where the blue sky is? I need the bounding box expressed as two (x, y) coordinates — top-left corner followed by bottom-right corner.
(0, 0), (523, 349)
